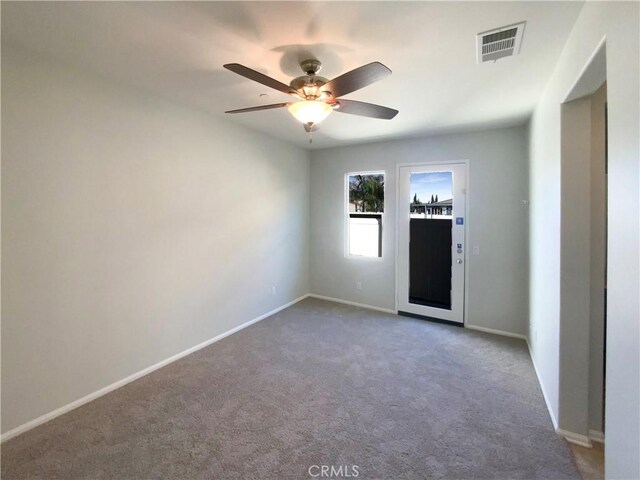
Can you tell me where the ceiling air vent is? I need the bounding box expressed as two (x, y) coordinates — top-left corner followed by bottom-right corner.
(477, 22), (525, 63)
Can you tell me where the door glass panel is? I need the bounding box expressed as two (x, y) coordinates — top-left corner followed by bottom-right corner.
(409, 171), (453, 309)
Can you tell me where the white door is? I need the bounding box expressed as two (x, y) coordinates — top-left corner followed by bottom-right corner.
(397, 163), (466, 323)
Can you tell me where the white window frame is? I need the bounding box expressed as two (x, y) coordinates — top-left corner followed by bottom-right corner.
(344, 170), (385, 260)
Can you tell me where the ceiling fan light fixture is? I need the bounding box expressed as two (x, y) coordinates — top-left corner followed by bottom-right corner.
(288, 100), (333, 125)
(223, 60), (398, 135)
(301, 84), (318, 98)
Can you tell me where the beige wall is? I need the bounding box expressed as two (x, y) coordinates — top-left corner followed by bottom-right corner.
(589, 83), (606, 436)
(1, 45), (310, 434)
(559, 96), (592, 437)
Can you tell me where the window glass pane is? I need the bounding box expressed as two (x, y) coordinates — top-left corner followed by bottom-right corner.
(347, 173), (384, 258)
(349, 216), (380, 257)
(348, 174), (384, 213)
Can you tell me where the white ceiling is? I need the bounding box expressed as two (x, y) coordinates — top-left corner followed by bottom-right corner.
(2, 1), (584, 149)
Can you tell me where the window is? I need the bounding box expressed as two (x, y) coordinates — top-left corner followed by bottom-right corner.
(347, 173), (384, 257)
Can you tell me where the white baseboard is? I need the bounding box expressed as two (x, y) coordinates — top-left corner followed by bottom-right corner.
(0, 294), (310, 443)
(557, 428), (593, 448)
(464, 325), (558, 433)
(526, 339), (602, 447)
(465, 324), (527, 340)
(589, 430), (605, 443)
(526, 340), (559, 430)
(463, 325), (555, 430)
(1, 293), (598, 452)
(307, 293), (396, 315)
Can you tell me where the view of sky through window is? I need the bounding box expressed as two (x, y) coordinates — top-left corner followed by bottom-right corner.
(410, 171), (452, 204)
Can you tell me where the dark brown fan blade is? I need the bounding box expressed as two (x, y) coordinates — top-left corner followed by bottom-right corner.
(224, 63), (300, 97)
(225, 103), (290, 114)
(321, 62), (391, 98)
(334, 99), (398, 119)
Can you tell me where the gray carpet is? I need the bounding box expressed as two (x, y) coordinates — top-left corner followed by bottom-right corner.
(1, 298), (580, 479)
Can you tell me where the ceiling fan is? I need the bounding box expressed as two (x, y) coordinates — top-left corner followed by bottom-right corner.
(223, 59), (398, 141)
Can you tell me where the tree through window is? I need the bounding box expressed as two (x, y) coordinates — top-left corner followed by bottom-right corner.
(347, 173), (384, 257)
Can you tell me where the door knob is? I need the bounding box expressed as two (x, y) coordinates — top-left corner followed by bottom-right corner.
(456, 258), (463, 264)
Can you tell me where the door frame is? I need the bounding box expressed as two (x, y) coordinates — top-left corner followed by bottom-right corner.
(394, 160), (470, 324)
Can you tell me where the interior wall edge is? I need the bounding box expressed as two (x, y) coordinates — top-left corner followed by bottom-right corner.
(464, 324), (527, 341)
(527, 340), (559, 431)
(307, 293), (396, 315)
(0, 40), (308, 155)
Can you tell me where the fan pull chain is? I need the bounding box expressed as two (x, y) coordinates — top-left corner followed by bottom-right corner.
(309, 130), (313, 144)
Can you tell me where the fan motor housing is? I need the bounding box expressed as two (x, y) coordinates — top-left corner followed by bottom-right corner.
(289, 59), (332, 99)
(289, 75), (329, 92)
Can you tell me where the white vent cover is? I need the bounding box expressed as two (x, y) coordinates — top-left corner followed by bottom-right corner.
(477, 22), (525, 63)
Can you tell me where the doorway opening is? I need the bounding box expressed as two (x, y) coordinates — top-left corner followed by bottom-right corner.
(558, 39), (607, 476)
